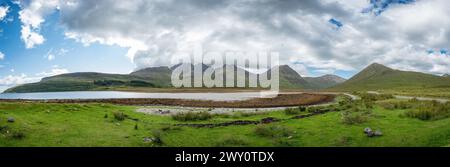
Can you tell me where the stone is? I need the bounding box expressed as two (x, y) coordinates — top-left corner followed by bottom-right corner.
(366, 131), (375, 137)
(364, 127), (372, 134)
(143, 137), (153, 143)
(374, 130), (383, 136)
(7, 117), (15, 123)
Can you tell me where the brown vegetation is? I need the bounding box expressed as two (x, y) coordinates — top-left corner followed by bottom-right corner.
(0, 93), (335, 108)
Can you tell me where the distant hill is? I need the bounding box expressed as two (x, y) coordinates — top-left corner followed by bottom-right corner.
(4, 64), (349, 93)
(4, 72), (165, 93)
(304, 74), (346, 89)
(129, 66), (172, 86)
(443, 74), (450, 77)
(331, 63), (450, 91)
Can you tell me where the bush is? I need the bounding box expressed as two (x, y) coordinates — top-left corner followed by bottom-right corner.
(284, 108), (302, 115)
(341, 111), (369, 125)
(254, 124), (294, 138)
(113, 112), (127, 121)
(359, 92), (394, 102)
(171, 112), (212, 121)
(307, 106), (330, 113)
(341, 102), (372, 125)
(404, 101), (450, 120)
(11, 131), (25, 139)
(298, 106), (307, 112)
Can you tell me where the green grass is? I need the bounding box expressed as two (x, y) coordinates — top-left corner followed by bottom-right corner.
(1, 101), (450, 147)
(330, 63), (450, 99)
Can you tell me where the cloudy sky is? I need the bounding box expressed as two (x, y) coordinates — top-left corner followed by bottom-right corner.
(0, 0), (449, 90)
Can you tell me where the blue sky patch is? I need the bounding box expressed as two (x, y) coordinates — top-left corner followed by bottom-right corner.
(362, 0), (416, 15)
(328, 18), (343, 30)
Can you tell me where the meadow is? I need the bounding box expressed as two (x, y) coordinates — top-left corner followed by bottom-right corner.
(1, 94), (450, 147)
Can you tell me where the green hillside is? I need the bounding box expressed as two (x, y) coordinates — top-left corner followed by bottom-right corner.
(305, 74), (346, 89)
(331, 63), (450, 92)
(260, 65), (310, 89)
(4, 64), (349, 93)
(3, 72), (166, 93)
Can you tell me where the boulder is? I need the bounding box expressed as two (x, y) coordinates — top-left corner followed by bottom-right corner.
(363, 127), (372, 134)
(7, 117), (15, 123)
(143, 137), (152, 143)
(366, 131), (375, 137)
(374, 130), (383, 136)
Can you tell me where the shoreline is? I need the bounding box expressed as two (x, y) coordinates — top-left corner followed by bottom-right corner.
(0, 93), (336, 108)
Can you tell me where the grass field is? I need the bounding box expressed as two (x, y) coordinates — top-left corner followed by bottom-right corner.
(1, 96), (450, 147)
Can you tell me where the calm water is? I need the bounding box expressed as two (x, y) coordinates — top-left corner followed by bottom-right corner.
(0, 91), (276, 101)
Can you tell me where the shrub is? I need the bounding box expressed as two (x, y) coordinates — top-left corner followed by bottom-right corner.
(341, 103), (372, 125)
(151, 130), (163, 145)
(254, 124), (294, 138)
(307, 106), (330, 114)
(404, 101), (450, 120)
(113, 112), (127, 121)
(379, 102), (396, 110)
(359, 93), (394, 102)
(284, 108), (302, 115)
(341, 111), (369, 125)
(171, 112), (212, 121)
(298, 106), (307, 112)
(11, 131), (25, 139)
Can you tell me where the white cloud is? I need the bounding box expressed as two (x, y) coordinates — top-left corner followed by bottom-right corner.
(0, 73), (40, 86)
(47, 54), (54, 61)
(0, 68), (69, 87)
(36, 68), (69, 77)
(15, 0), (450, 75)
(0, 5), (9, 21)
(0, 51), (4, 60)
(45, 48), (68, 61)
(18, 0), (59, 48)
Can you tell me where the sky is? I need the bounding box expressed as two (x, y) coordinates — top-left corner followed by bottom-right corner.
(0, 0), (449, 91)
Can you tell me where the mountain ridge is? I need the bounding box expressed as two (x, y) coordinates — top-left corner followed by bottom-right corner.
(331, 63), (450, 91)
(4, 64), (344, 93)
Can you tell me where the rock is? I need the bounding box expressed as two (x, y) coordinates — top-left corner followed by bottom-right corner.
(7, 117), (15, 123)
(143, 137), (153, 143)
(261, 117), (277, 124)
(374, 130), (383, 136)
(364, 127), (372, 134)
(366, 131), (375, 137)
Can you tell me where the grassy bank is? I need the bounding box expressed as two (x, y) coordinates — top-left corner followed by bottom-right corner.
(1, 99), (450, 147)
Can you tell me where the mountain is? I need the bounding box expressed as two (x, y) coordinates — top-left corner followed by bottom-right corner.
(331, 63), (450, 91)
(443, 74), (450, 77)
(4, 63), (350, 93)
(259, 65), (310, 89)
(304, 74), (346, 89)
(3, 72), (164, 93)
(129, 66), (172, 86)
